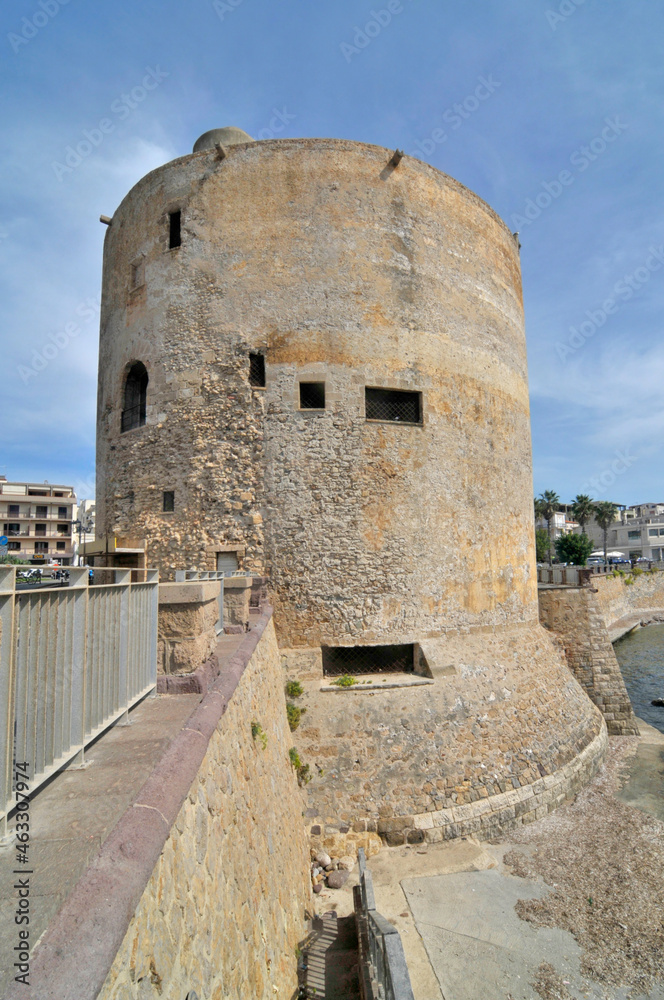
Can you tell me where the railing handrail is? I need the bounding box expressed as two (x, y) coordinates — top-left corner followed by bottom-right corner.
(0, 565), (158, 836)
(355, 848), (415, 1000)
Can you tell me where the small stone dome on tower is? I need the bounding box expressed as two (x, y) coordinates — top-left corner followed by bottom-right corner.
(192, 126), (254, 153)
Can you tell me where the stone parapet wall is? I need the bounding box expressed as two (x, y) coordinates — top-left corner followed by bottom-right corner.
(592, 571), (664, 627)
(100, 613), (310, 1000)
(283, 622), (605, 846)
(158, 579), (220, 674)
(538, 586), (639, 735)
(21, 611), (311, 1000)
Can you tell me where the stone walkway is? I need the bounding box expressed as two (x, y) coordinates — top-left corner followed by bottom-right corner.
(0, 691), (201, 996)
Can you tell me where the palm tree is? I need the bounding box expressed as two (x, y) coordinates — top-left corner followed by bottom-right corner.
(537, 490), (560, 566)
(593, 501), (619, 565)
(571, 494), (595, 535)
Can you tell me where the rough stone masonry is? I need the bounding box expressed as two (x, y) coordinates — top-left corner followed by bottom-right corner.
(96, 128), (606, 842)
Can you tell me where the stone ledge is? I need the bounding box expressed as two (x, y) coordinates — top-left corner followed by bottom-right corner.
(320, 677), (434, 692)
(158, 580), (221, 604)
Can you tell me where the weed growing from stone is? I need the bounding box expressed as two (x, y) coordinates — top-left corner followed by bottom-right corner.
(251, 721), (268, 749)
(332, 674), (357, 687)
(287, 703), (306, 731)
(288, 747), (311, 785)
(285, 680), (304, 698)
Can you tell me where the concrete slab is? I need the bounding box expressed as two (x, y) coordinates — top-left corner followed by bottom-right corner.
(615, 718), (664, 823)
(401, 848), (664, 1000)
(316, 839), (496, 1000)
(0, 691), (200, 994)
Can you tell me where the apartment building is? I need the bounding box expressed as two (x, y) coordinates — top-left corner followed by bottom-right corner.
(0, 476), (76, 564)
(585, 502), (664, 561)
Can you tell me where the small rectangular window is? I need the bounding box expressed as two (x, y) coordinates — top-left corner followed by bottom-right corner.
(299, 382), (326, 409)
(163, 491), (175, 512)
(365, 387), (421, 424)
(169, 210), (181, 249)
(56, 541), (66, 551)
(35, 506), (47, 518)
(35, 542), (48, 553)
(58, 506), (68, 519)
(249, 353), (266, 387)
(8, 504), (19, 516)
(322, 644), (415, 676)
(8, 542), (20, 551)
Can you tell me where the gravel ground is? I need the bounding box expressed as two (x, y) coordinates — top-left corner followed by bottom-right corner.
(503, 737), (664, 999)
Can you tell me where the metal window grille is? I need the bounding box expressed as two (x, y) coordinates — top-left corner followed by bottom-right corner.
(163, 491), (175, 512)
(121, 363), (148, 432)
(249, 353), (266, 387)
(299, 382), (326, 409)
(365, 387), (421, 424)
(322, 644), (414, 676)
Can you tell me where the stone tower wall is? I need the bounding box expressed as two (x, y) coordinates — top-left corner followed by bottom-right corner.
(97, 138), (536, 647)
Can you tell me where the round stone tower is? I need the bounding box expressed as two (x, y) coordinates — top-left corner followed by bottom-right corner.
(96, 132), (605, 845)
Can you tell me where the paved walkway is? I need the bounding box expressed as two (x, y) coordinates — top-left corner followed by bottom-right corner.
(0, 691), (201, 995)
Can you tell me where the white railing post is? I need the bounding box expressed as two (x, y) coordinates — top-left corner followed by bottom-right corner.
(0, 568), (17, 839)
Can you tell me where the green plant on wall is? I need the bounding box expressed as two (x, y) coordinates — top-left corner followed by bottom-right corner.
(332, 674), (357, 688)
(288, 747), (311, 785)
(287, 703), (306, 731)
(251, 721), (268, 749)
(285, 680), (304, 698)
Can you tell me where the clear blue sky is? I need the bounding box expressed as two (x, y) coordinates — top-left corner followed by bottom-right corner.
(1, 0), (663, 505)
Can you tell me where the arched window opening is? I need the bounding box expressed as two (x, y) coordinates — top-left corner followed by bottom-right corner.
(121, 362), (148, 432)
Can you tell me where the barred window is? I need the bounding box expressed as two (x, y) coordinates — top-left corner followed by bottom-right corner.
(299, 382), (326, 410)
(249, 353), (266, 387)
(322, 644), (415, 676)
(121, 362), (148, 432)
(365, 387), (421, 423)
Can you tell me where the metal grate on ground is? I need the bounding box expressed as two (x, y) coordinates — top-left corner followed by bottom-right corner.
(365, 387), (421, 423)
(322, 643), (415, 676)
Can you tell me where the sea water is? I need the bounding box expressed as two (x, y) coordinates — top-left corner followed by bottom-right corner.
(614, 623), (664, 733)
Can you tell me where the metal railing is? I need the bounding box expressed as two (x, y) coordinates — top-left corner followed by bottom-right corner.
(538, 561), (664, 586)
(0, 566), (158, 836)
(354, 848), (415, 1000)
